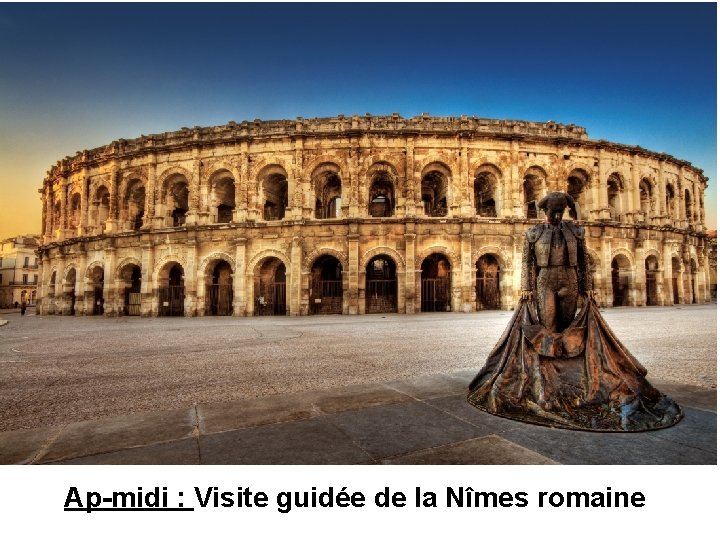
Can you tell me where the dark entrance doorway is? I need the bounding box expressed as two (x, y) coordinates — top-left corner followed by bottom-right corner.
(159, 264), (185, 316)
(206, 260), (233, 316)
(123, 265), (142, 315)
(671, 257), (681, 304)
(310, 255), (343, 314)
(421, 253), (451, 312)
(365, 256), (397, 313)
(476, 254), (501, 310)
(611, 255), (631, 307)
(88, 266), (104, 315)
(645, 256), (659, 306)
(254, 258), (287, 316)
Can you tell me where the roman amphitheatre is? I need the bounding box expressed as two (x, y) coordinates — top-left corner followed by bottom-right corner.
(36, 114), (710, 317)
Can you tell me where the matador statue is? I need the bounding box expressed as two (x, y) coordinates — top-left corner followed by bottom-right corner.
(468, 191), (682, 431)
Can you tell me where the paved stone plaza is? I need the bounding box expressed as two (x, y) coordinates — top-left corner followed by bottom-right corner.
(0, 305), (716, 464)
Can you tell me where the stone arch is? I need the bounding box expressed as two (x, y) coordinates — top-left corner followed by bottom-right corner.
(116, 256), (142, 280)
(157, 166), (193, 197)
(198, 252), (236, 276)
(247, 249), (291, 276)
(256, 163), (289, 221)
(152, 255), (187, 283)
(310, 161), (344, 219)
(366, 161), (398, 216)
(567, 167), (591, 218)
(63, 264), (79, 283)
(119, 170), (147, 200)
(415, 245), (460, 269)
(639, 177), (654, 216)
(522, 165), (547, 218)
(607, 172), (625, 220)
(303, 247), (348, 273)
(420, 161), (452, 217)
(207, 167), (236, 223)
(302, 155), (349, 182)
(84, 260), (105, 281)
(90, 179), (111, 202)
(611, 250), (633, 307)
(472, 245), (513, 270)
(473, 164), (502, 217)
(202, 160), (237, 184)
(359, 246), (406, 272)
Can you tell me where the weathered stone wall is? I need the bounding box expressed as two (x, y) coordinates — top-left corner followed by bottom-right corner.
(36, 115), (711, 316)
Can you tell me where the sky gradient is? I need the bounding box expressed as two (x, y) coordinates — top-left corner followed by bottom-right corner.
(0, 2), (716, 237)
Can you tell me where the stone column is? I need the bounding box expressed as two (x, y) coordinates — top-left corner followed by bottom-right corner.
(290, 232), (303, 315)
(185, 149), (201, 225)
(144, 155), (156, 229)
(103, 247), (116, 315)
(510, 141), (522, 217)
(460, 225), (473, 312)
(459, 139), (472, 217)
(43, 184), (52, 242)
(633, 241), (645, 306)
(347, 222), (359, 314)
(105, 162), (120, 232)
(184, 235), (197, 315)
(58, 183), (67, 240)
(404, 223), (416, 313)
(80, 170), (90, 235)
(661, 242), (674, 306)
(599, 235), (611, 307)
(406, 137), (420, 217)
(657, 161), (667, 222)
(76, 252), (88, 315)
(141, 241), (154, 316)
(347, 137), (360, 218)
(233, 237), (247, 316)
(596, 149), (609, 220)
(631, 154), (641, 221)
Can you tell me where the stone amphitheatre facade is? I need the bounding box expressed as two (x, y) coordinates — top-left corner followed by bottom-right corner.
(36, 114), (711, 317)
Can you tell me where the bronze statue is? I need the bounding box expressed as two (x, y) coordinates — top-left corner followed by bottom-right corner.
(468, 192), (682, 431)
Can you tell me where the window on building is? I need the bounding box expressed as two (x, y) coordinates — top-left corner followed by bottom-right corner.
(23, 274), (28, 284)
(24, 256), (29, 267)
(34, 275), (38, 283)
(0, 274), (3, 284)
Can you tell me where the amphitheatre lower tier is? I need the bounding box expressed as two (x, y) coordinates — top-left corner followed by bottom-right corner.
(36, 114), (711, 316)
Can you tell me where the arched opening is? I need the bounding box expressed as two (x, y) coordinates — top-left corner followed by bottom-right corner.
(313, 166), (342, 219)
(639, 179), (653, 216)
(158, 263), (185, 316)
(64, 268), (77, 315)
(48, 270), (57, 298)
(69, 193), (81, 231)
(119, 264), (142, 315)
(671, 257), (681, 304)
(475, 254), (501, 310)
(523, 168), (544, 219)
(87, 266), (104, 315)
(205, 260), (233, 315)
(260, 167), (287, 221)
(53, 200), (61, 233)
(474, 172), (497, 217)
(124, 180), (145, 230)
(421, 165), (449, 217)
(421, 253), (451, 312)
(666, 184), (676, 217)
(254, 257), (287, 316)
(164, 175), (189, 227)
(368, 177), (394, 217)
(93, 186), (110, 232)
(567, 169), (588, 219)
(310, 255), (343, 314)
(611, 255), (631, 306)
(645, 256), (659, 306)
(684, 189), (692, 221)
(607, 173), (623, 220)
(365, 256), (397, 313)
(209, 175), (235, 224)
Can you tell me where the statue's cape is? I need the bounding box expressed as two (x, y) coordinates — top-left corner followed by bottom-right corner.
(467, 299), (682, 432)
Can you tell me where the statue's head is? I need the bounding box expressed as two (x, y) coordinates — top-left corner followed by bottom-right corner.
(538, 192), (576, 225)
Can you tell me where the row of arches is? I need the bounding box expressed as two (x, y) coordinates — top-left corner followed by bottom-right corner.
(49, 158), (704, 238)
(42, 253), (506, 316)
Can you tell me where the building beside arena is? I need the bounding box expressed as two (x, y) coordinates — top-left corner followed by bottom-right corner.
(36, 114), (711, 317)
(0, 235), (40, 308)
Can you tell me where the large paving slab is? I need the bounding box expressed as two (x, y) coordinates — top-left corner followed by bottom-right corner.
(57, 438), (200, 465)
(382, 435), (558, 465)
(199, 417), (373, 464)
(0, 425), (63, 464)
(35, 408), (197, 464)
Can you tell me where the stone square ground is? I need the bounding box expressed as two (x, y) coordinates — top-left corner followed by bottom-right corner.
(0, 305), (716, 464)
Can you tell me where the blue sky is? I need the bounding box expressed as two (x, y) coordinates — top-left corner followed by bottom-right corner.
(0, 2), (716, 236)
